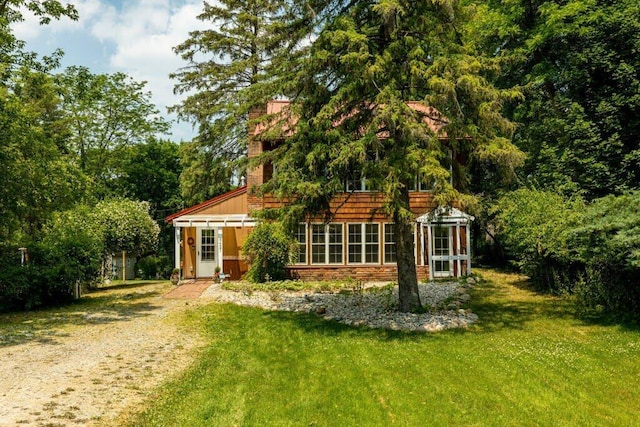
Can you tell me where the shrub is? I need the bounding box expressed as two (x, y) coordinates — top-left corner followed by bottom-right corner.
(566, 192), (640, 318)
(92, 199), (160, 258)
(136, 255), (172, 279)
(0, 237), (101, 312)
(242, 222), (296, 283)
(494, 189), (640, 320)
(0, 206), (104, 312)
(492, 189), (585, 291)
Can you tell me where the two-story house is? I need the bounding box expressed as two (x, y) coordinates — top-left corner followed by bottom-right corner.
(165, 100), (474, 282)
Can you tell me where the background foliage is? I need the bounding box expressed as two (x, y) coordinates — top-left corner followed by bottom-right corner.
(493, 189), (640, 319)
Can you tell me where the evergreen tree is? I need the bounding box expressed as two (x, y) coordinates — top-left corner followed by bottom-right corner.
(256, 0), (524, 312)
(171, 0), (290, 204)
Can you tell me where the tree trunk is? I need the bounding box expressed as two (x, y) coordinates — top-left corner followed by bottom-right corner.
(394, 192), (422, 312)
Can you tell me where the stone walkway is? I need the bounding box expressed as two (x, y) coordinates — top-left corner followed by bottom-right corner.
(163, 280), (214, 299)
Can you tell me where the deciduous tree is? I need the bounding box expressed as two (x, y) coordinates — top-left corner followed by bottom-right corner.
(55, 66), (170, 195)
(470, 0), (640, 199)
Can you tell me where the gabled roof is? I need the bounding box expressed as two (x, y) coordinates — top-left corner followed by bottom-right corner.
(252, 100), (448, 137)
(416, 206), (475, 224)
(165, 186), (248, 223)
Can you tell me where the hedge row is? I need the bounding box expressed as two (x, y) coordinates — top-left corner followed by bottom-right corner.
(0, 232), (102, 312)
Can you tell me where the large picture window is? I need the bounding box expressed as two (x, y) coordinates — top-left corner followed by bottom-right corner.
(311, 224), (343, 264)
(348, 223), (379, 264)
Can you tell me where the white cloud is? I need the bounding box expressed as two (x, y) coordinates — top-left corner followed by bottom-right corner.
(90, 1), (208, 137)
(12, 1), (210, 141)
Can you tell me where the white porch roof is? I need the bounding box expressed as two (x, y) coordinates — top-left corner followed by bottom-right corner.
(171, 214), (256, 228)
(416, 206), (475, 224)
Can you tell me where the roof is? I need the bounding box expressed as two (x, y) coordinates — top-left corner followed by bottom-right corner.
(416, 206), (475, 224)
(252, 100), (448, 137)
(165, 186), (248, 223)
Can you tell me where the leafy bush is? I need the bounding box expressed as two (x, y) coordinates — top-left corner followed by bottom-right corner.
(0, 236), (102, 312)
(493, 189), (640, 320)
(242, 222), (296, 283)
(0, 206), (105, 312)
(136, 255), (172, 279)
(92, 199), (160, 258)
(566, 192), (640, 318)
(492, 189), (585, 291)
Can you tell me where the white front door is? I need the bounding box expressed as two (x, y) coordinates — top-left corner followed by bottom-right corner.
(432, 226), (453, 277)
(196, 228), (217, 277)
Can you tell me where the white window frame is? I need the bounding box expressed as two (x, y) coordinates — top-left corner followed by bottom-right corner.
(311, 223), (344, 265)
(345, 175), (373, 192)
(409, 150), (454, 192)
(432, 225), (454, 277)
(383, 223), (417, 264)
(383, 223), (396, 264)
(294, 223), (307, 265)
(347, 223), (380, 265)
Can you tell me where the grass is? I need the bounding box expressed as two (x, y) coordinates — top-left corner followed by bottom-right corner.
(221, 278), (370, 293)
(121, 269), (640, 426)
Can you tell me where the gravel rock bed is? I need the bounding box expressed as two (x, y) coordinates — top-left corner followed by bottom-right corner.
(203, 279), (479, 332)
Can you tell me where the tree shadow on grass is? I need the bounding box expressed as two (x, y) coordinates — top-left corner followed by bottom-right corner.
(0, 283), (170, 348)
(467, 277), (577, 333)
(236, 272), (579, 340)
(258, 309), (440, 343)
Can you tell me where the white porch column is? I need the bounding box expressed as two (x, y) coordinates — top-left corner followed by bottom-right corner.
(420, 223), (425, 266)
(427, 224), (433, 281)
(466, 222), (472, 275)
(174, 226), (181, 274)
(456, 223), (462, 277)
(217, 227), (224, 272)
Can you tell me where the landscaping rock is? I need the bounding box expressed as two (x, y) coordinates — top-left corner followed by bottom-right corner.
(203, 280), (479, 332)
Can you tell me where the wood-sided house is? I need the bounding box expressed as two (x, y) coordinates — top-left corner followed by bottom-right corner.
(166, 100), (474, 281)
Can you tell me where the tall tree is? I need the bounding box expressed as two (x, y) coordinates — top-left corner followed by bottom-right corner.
(1, 1), (77, 80)
(255, 0), (524, 311)
(55, 66), (171, 195)
(470, 0), (640, 199)
(171, 0), (290, 204)
(0, 1), (85, 243)
(112, 139), (183, 258)
(0, 66), (88, 242)
(113, 139), (183, 217)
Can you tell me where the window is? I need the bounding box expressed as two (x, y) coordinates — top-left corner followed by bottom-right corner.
(311, 224), (326, 264)
(311, 223), (343, 264)
(328, 224), (343, 263)
(201, 229), (216, 261)
(295, 224), (307, 264)
(409, 173), (436, 192)
(384, 224), (396, 263)
(348, 223), (379, 264)
(433, 225), (452, 275)
(345, 174), (372, 192)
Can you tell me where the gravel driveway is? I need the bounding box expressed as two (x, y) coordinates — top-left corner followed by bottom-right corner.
(0, 282), (206, 427)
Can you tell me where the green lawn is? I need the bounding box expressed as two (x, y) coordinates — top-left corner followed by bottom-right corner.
(123, 270), (640, 426)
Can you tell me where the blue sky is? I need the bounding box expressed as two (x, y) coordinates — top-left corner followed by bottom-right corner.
(12, 0), (209, 142)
